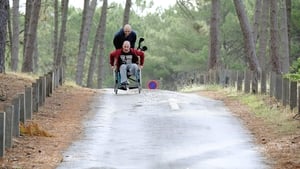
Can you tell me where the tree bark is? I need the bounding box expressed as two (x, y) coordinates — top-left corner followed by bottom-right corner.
(97, 0), (108, 89)
(75, 0), (97, 85)
(233, 0), (261, 93)
(233, 0), (261, 73)
(87, 0), (108, 88)
(22, 0), (41, 72)
(0, 0), (9, 73)
(53, 0), (58, 66)
(11, 0), (19, 71)
(252, 0), (262, 44)
(123, 0), (131, 25)
(208, 0), (220, 71)
(270, 0), (282, 74)
(286, 0), (292, 63)
(55, 0), (69, 67)
(280, 0), (290, 73)
(257, 0), (270, 72)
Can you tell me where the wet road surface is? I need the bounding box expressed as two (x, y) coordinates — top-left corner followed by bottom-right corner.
(56, 89), (270, 169)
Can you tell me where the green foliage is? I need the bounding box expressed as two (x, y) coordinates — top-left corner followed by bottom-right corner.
(290, 1), (300, 63)
(285, 57), (300, 81)
(7, 0), (300, 89)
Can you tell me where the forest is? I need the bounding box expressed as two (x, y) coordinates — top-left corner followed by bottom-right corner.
(0, 0), (299, 90)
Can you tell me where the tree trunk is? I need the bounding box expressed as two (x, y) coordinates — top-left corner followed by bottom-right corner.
(270, 0), (282, 74)
(23, 0), (32, 63)
(75, 0), (97, 86)
(123, 0), (131, 25)
(233, 0), (261, 93)
(55, 0), (69, 67)
(87, 0), (108, 88)
(79, 0), (90, 44)
(97, 0), (108, 89)
(33, 37), (38, 73)
(233, 0), (261, 73)
(7, 1), (12, 69)
(53, 0), (58, 66)
(208, 0), (220, 71)
(0, 0), (9, 73)
(280, 0), (290, 73)
(22, 0), (41, 72)
(252, 0), (262, 44)
(257, 0), (270, 72)
(11, 0), (19, 71)
(286, 0), (292, 64)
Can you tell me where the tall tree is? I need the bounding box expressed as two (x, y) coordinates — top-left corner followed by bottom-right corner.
(79, 0), (90, 45)
(233, 0), (261, 93)
(23, 0), (32, 61)
(270, 0), (281, 73)
(0, 0), (9, 73)
(286, 0), (291, 63)
(280, 0), (290, 73)
(233, 0), (261, 72)
(11, 0), (19, 71)
(257, 0), (270, 72)
(252, 0), (262, 44)
(55, 0), (69, 67)
(87, 0), (108, 88)
(22, 0), (42, 72)
(97, 0), (108, 89)
(53, 0), (58, 64)
(75, 0), (97, 85)
(123, 0), (131, 25)
(208, 0), (220, 71)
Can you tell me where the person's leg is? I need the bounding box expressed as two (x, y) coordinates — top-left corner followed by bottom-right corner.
(120, 64), (128, 83)
(129, 64), (138, 76)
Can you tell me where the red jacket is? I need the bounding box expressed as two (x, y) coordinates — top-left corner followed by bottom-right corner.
(109, 48), (145, 68)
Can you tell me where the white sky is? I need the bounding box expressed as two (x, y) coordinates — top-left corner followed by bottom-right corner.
(69, 0), (176, 10)
(13, 0), (176, 14)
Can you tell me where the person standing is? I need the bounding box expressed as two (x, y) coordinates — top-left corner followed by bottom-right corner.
(113, 24), (137, 49)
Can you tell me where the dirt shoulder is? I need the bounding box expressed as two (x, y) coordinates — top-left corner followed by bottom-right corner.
(0, 73), (98, 169)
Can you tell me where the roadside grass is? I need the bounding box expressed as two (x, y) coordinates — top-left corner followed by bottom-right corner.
(181, 84), (300, 135)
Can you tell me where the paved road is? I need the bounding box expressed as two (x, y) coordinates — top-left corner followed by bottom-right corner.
(56, 89), (270, 169)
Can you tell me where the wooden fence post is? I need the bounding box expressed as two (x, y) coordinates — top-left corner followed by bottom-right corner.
(270, 72), (276, 97)
(290, 81), (297, 110)
(38, 76), (46, 106)
(251, 71), (258, 94)
(4, 105), (13, 148)
(25, 87), (32, 120)
(244, 70), (251, 93)
(260, 71), (267, 94)
(275, 74), (282, 101)
(12, 97), (20, 137)
(237, 71), (243, 91)
(200, 75), (205, 84)
(282, 78), (290, 106)
(298, 86), (300, 114)
(32, 82), (39, 113)
(229, 70), (237, 87)
(19, 93), (25, 124)
(0, 112), (5, 157)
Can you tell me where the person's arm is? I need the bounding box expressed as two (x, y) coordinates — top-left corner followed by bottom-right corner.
(109, 52), (115, 68)
(133, 49), (144, 68)
(109, 50), (119, 69)
(113, 29), (122, 49)
(132, 31), (137, 48)
(113, 35), (119, 49)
